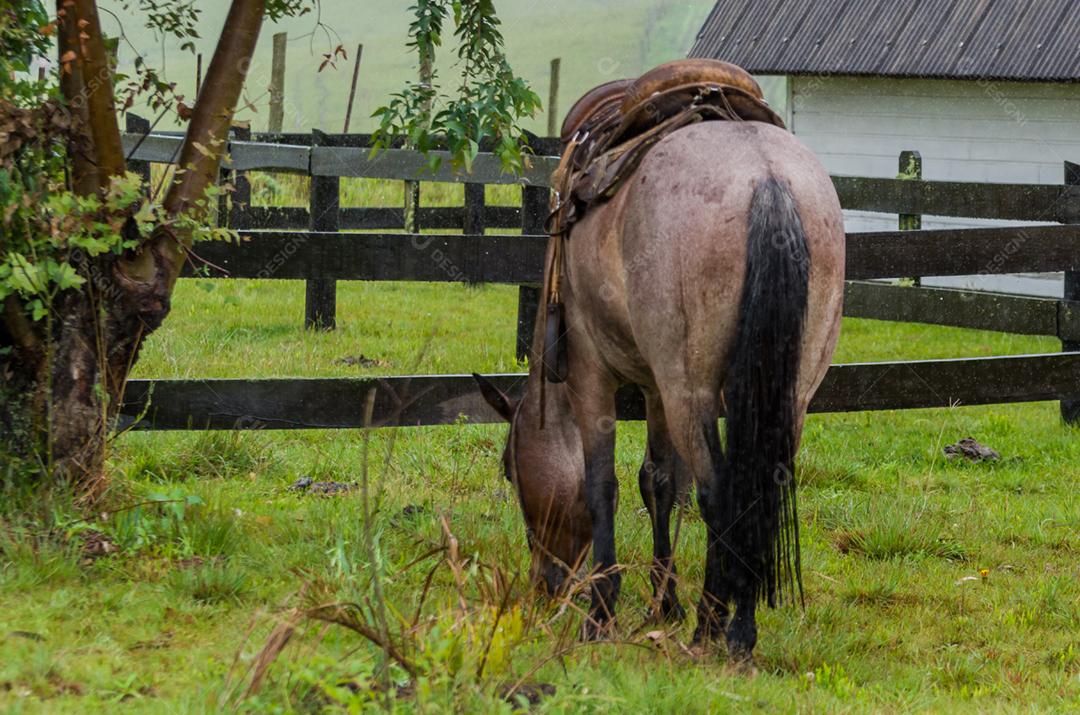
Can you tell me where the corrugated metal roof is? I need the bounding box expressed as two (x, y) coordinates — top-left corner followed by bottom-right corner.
(688, 0), (1080, 82)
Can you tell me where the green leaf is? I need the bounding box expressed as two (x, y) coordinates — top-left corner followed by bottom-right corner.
(47, 260), (85, 291)
(6, 253), (45, 295)
(372, 0), (538, 178)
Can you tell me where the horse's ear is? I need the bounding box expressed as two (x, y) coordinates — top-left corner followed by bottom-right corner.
(472, 373), (516, 422)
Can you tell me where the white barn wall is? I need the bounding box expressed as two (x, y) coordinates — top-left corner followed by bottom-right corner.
(791, 76), (1080, 295)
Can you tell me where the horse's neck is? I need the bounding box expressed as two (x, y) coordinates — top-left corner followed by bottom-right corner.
(522, 364), (574, 429)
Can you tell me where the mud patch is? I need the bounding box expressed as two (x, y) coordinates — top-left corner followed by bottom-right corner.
(336, 354), (390, 368)
(46, 672), (85, 697)
(174, 555), (220, 570)
(288, 477), (357, 496)
(74, 529), (118, 564)
(390, 504), (427, 527)
(131, 630), (175, 651)
(498, 682), (557, 707)
(350, 680), (555, 708)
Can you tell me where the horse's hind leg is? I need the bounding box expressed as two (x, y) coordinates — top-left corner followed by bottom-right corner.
(675, 413), (760, 657)
(723, 548), (759, 662)
(689, 417), (733, 644)
(649, 386), (732, 644)
(639, 393), (687, 622)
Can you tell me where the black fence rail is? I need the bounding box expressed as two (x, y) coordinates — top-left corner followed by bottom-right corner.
(183, 225), (1080, 283)
(120, 352), (1080, 430)
(119, 118), (1080, 429)
(118, 124), (1080, 232)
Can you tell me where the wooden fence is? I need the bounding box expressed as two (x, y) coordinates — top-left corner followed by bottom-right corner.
(117, 118), (1080, 430)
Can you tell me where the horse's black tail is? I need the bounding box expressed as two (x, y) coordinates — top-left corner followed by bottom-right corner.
(722, 176), (809, 608)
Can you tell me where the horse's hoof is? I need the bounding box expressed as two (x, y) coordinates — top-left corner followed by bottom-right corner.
(725, 620), (757, 666)
(692, 619), (725, 645)
(726, 658), (758, 677)
(643, 599), (686, 624)
(580, 616), (615, 641)
(726, 641), (757, 670)
(685, 640), (711, 659)
(725, 650), (758, 676)
(663, 600), (687, 623)
(691, 628), (710, 646)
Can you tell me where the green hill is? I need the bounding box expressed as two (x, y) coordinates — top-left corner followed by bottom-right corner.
(100, 0), (784, 136)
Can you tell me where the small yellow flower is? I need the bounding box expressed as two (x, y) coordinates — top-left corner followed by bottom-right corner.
(979, 568), (990, 581)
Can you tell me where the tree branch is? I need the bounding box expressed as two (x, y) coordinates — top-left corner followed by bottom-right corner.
(57, 0), (98, 195)
(71, 0), (126, 182)
(119, 0), (265, 290)
(141, 0), (265, 289)
(164, 0), (265, 221)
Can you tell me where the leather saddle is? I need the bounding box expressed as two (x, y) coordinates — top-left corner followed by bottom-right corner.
(547, 59), (785, 236)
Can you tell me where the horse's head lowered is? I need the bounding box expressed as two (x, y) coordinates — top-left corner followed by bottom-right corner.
(473, 374), (591, 595)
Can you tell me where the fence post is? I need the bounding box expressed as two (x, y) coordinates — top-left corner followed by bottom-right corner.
(517, 185), (547, 360)
(899, 150), (922, 286)
(547, 58), (561, 138)
(1061, 160), (1080, 423)
(404, 181), (421, 233)
(268, 32), (287, 134)
(306, 130), (338, 330)
(403, 47), (432, 238)
(343, 43), (364, 133)
(216, 127), (235, 228)
(231, 123), (252, 230)
(463, 183), (485, 236)
(125, 113), (151, 188)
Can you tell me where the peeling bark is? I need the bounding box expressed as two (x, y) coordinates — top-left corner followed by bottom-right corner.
(57, 0), (98, 195)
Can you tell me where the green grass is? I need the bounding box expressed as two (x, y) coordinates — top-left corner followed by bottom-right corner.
(2, 279), (1078, 712)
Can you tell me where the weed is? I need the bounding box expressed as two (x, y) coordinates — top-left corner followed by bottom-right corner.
(842, 573), (903, 606)
(119, 431), (279, 483)
(931, 651), (993, 698)
(72, 489), (242, 562)
(827, 497), (968, 562)
(804, 662), (857, 700)
(1050, 644), (1078, 672)
(167, 561), (250, 605)
(0, 526), (81, 590)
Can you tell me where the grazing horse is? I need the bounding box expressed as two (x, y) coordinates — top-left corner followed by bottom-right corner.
(475, 113), (844, 660)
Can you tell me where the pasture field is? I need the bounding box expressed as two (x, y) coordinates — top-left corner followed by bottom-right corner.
(2, 280), (1078, 713)
(2, 181), (1079, 712)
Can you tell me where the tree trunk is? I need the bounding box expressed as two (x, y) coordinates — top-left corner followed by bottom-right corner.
(1, 0), (266, 501)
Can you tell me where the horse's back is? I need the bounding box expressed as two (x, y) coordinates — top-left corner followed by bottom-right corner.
(596, 120), (844, 409)
(624, 121), (842, 276)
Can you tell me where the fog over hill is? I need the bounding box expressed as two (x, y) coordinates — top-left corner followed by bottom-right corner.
(98, 1), (769, 135)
